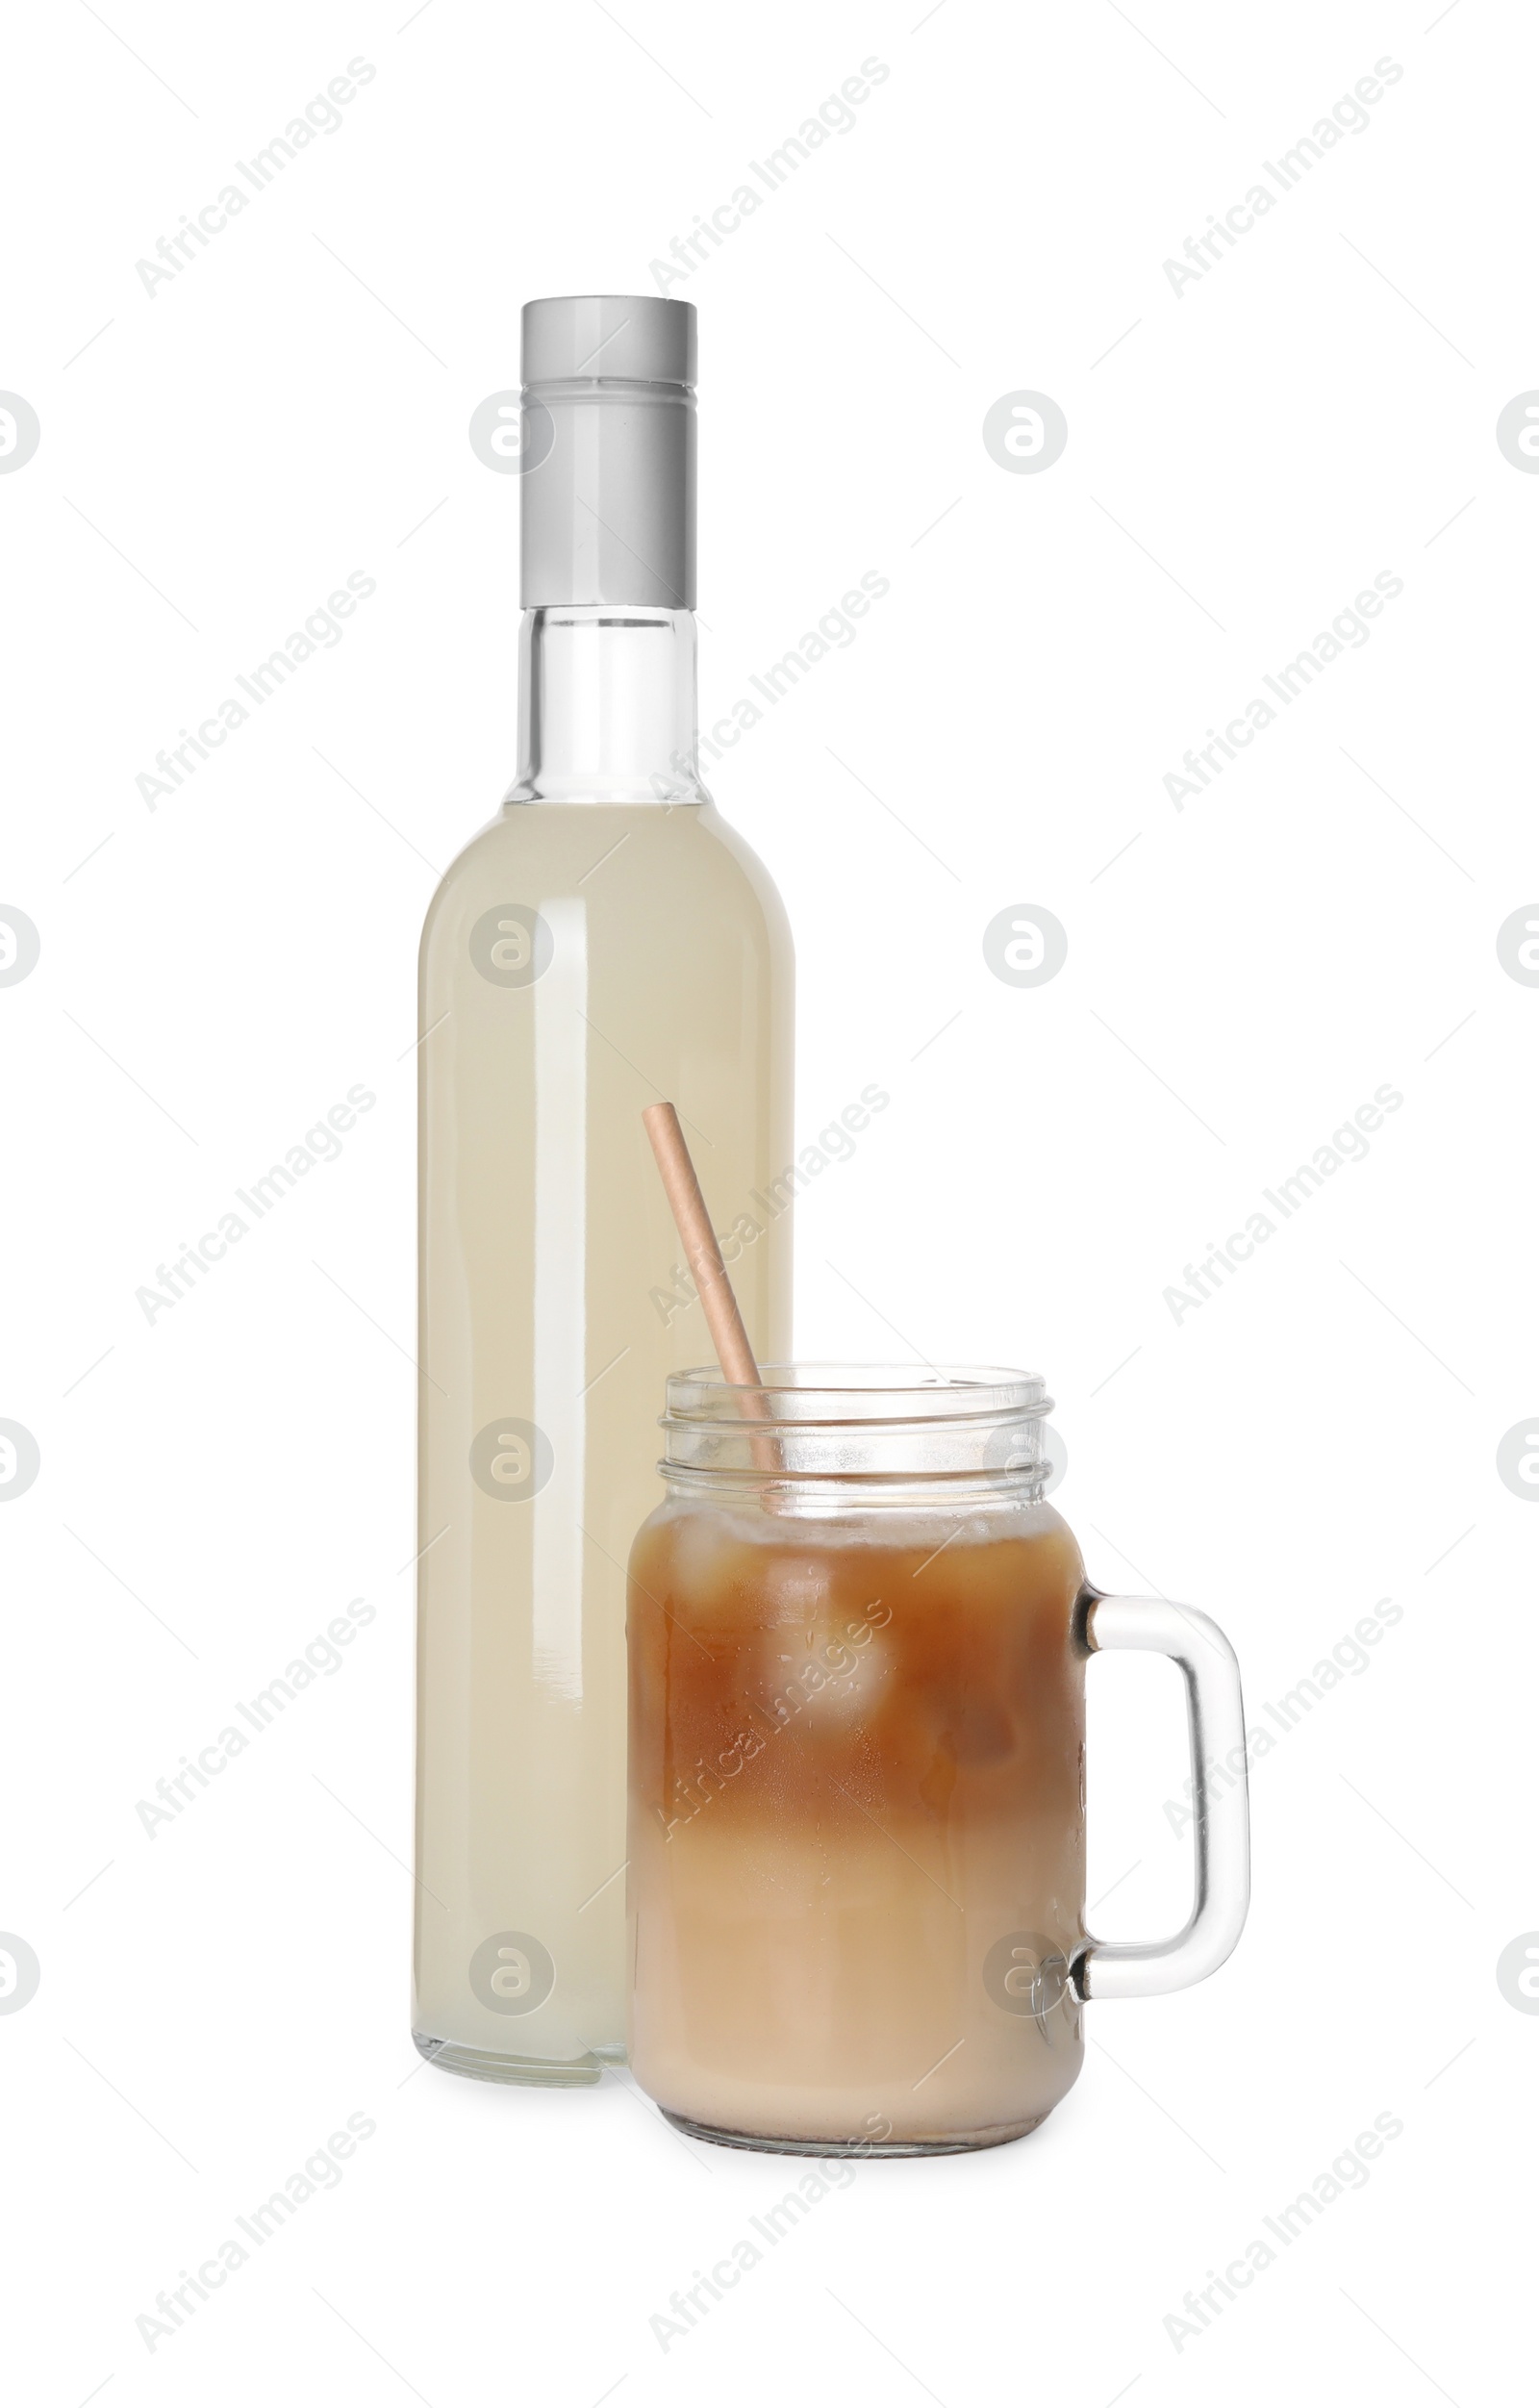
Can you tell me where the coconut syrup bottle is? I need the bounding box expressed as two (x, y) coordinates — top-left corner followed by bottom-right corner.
(414, 297), (793, 2081)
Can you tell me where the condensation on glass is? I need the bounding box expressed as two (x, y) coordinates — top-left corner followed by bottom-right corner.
(627, 1368), (1249, 2152)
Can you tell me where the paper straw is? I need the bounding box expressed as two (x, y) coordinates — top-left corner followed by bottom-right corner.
(642, 1102), (780, 1475)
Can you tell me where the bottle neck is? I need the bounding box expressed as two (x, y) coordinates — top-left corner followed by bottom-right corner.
(506, 606), (708, 807)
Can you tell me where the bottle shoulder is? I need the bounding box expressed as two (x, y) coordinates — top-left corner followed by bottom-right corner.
(419, 801), (791, 965)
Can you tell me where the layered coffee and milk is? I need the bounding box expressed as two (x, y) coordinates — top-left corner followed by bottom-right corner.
(627, 1502), (1088, 2151)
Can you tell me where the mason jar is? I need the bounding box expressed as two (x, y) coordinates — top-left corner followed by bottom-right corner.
(626, 1367), (1249, 2155)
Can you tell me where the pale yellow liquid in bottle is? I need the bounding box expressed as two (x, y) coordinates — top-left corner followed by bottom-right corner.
(414, 798), (792, 2080)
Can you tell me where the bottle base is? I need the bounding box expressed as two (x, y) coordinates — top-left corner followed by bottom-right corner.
(413, 2030), (605, 2088)
(660, 2107), (1052, 2157)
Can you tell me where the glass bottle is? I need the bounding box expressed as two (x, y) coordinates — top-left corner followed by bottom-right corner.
(414, 298), (793, 2083)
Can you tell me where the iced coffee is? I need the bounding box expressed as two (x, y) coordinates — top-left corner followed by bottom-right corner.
(627, 1369), (1089, 2153)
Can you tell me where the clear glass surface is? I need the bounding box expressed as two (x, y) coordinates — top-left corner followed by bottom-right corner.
(413, 612), (792, 2082)
(626, 1367), (1249, 2150)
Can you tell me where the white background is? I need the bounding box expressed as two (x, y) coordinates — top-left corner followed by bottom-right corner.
(2, 0), (1532, 2399)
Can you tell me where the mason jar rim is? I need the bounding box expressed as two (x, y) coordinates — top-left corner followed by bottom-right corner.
(657, 1365), (1053, 1496)
(666, 1363), (1047, 1417)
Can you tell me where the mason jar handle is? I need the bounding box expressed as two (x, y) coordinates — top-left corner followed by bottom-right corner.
(1072, 1594), (1250, 2002)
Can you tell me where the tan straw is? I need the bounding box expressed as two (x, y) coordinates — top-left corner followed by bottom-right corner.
(642, 1103), (780, 1474)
